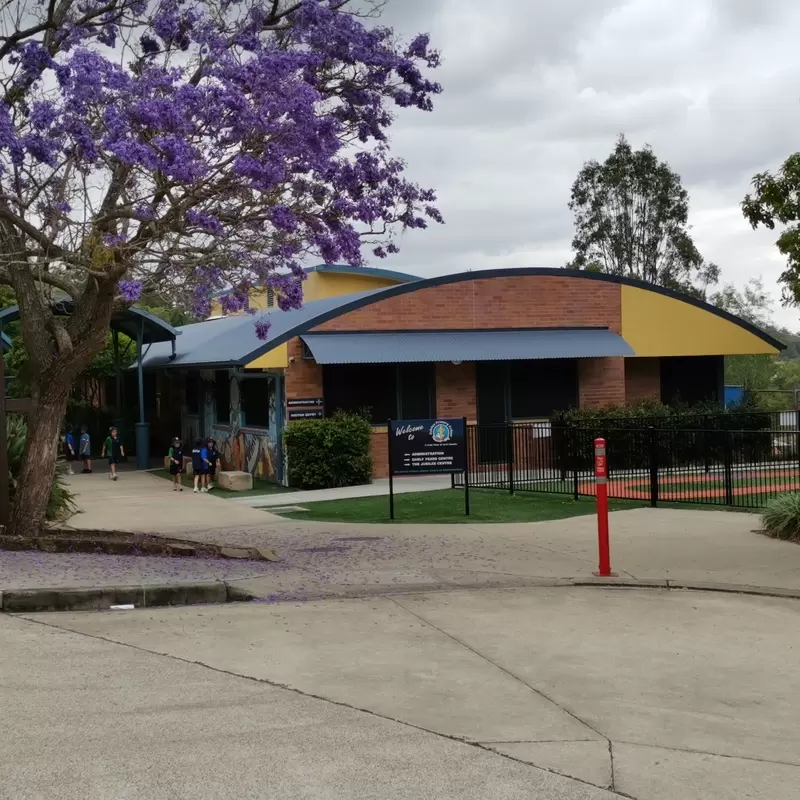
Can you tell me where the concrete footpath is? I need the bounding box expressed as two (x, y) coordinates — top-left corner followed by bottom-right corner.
(6, 585), (800, 799)
(230, 475), (452, 508)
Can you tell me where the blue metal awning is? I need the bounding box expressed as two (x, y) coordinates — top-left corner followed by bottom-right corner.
(301, 328), (634, 364)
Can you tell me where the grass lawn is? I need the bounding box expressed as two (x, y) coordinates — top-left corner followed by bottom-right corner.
(275, 488), (650, 524)
(148, 469), (292, 499)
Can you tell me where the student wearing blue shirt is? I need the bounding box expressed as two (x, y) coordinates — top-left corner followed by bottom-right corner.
(191, 438), (210, 494)
(63, 428), (76, 475)
(79, 425), (92, 474)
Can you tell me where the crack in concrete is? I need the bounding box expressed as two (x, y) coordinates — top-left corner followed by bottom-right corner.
(614, 738), (800, 769)
(386, 596), (610, 744)
(15, 613), (630, 799)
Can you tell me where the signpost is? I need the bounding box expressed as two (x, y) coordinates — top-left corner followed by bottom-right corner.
(287, 397), (324, 421)
(387, 417), (469, 520)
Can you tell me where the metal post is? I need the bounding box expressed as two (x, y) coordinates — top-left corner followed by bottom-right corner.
(387, 421), (395, 520)
(649, 427), (659, 508)
(571, 427), (579, 500)
(593, 437), (616, 577)
(724, 430), (734, 506)
(135, 318), (149, 469)
(112, 329), (122, 420)
(506, 422), (514, 495)
(463, 416), (470, 516)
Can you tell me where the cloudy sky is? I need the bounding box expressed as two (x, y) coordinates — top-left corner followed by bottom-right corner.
(370, 0), (800, 329)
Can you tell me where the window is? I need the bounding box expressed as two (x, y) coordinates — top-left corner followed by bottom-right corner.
(240, 377), (272, 428)
(214, 370), (230, 424)
(185, 372), (200, 415)
(509, 360), (577, 418)
(323, 364), (435, 424)
(266, 287), (275, 308)
(398, 364), (435, 419)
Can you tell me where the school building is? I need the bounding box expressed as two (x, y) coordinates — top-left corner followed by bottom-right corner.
(140, 265), (784, 481)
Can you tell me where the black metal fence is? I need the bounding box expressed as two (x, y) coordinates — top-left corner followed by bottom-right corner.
(453, 421), (800, 509)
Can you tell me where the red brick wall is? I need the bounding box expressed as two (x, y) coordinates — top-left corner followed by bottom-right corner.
(579, 358), (626, 408)
(370, 430), (389, 479)
(625, 358), (661, 404)
(313, 275), (621, 332)
(285, 337), (323, 400)
(435, 362), (477, 421)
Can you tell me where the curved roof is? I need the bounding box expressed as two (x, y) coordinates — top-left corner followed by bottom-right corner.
(139, 268), (784, 369)
(0, 301), (179, 344)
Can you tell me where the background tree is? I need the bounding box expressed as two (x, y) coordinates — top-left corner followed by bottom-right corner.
(569, 134), (716, 296)
(711, 277), (800, 405)
(0, 0), (442, 534)
(742, 153), (800, 305)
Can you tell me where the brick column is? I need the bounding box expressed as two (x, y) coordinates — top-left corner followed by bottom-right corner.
(435, 362), (477, 421)
(625, 358), (661, 404)
(284, 337), (323, 400)
(579, 358), (626, 409)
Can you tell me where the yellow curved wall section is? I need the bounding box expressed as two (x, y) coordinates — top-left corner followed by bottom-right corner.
(241, 273), (406, 369)
(245, 343), (289, 369)
(621, 285), (779, 357)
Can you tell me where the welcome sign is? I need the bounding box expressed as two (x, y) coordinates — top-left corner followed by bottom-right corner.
(389, 418), (466, 475)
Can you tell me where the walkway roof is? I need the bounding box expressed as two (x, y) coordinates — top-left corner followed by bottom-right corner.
(0, 301), (179, 344)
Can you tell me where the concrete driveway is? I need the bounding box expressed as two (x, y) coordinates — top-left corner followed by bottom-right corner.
(9, 584), (800, 800)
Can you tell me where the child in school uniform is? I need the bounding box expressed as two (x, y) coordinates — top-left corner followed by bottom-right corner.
(101, 427), (124, 481)
(79, 425), (92, 473)
(191, 437), (210, 493)
(63, 427), (76, 475)
(206, 438), (220, 489)
(168, 437), (184, 491)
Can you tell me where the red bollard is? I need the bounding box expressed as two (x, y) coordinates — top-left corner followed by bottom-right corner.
(593, 437), (617, 577)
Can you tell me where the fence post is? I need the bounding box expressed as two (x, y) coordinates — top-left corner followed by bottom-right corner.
(571, 427), (579, 500)
(648, 427), (659, 508)
(795, 409), (800, 465)
(724, 430), (734, 506)
(507, 423), (515, 495)
(560, 425), (568, 482)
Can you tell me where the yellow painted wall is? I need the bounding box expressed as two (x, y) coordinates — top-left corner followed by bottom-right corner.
(245, 343), (289, 369)
(239, 271), (408, 368)
(210, 270), (405, 317)
(621, 285), (779, 357)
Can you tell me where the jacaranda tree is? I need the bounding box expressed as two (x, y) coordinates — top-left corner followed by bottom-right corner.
(0, 0), (442, 534)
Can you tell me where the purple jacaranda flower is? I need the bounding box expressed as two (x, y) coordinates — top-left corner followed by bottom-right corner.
(119, 280), (143, 303)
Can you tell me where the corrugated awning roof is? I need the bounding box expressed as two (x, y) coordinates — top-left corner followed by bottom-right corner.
(301, 328), (635, 364)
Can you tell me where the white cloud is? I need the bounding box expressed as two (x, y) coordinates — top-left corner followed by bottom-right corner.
(374, 0), (800, 329)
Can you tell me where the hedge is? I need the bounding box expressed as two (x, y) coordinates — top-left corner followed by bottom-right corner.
(550, 400), (773, 472)
(284, 411), (373, 489)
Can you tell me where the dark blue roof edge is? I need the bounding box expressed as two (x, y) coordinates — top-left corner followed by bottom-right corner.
(306, 263), (419, 282)
(237, 268), (785, 365)
(0, 302), (179, 342)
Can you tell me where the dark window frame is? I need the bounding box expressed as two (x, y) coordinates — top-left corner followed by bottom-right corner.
(322, 363), (436, 424)
(185, 371), (200, 416)
(239, 376), (272, 429)
(214, 370), (230, 425)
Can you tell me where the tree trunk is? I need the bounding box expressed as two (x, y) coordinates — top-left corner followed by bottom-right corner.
(5, 377), (72, 537)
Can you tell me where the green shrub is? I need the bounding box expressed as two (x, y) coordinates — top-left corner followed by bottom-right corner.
(7, 414), (75, 522)
(284, 411), (373, 490)
(761, 493), (800, 541)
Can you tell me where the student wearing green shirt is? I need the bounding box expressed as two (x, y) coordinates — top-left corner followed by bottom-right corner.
(101, 427), (124, 481)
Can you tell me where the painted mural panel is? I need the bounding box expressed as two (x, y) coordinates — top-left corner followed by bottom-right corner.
(206, 372), (281, 480)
